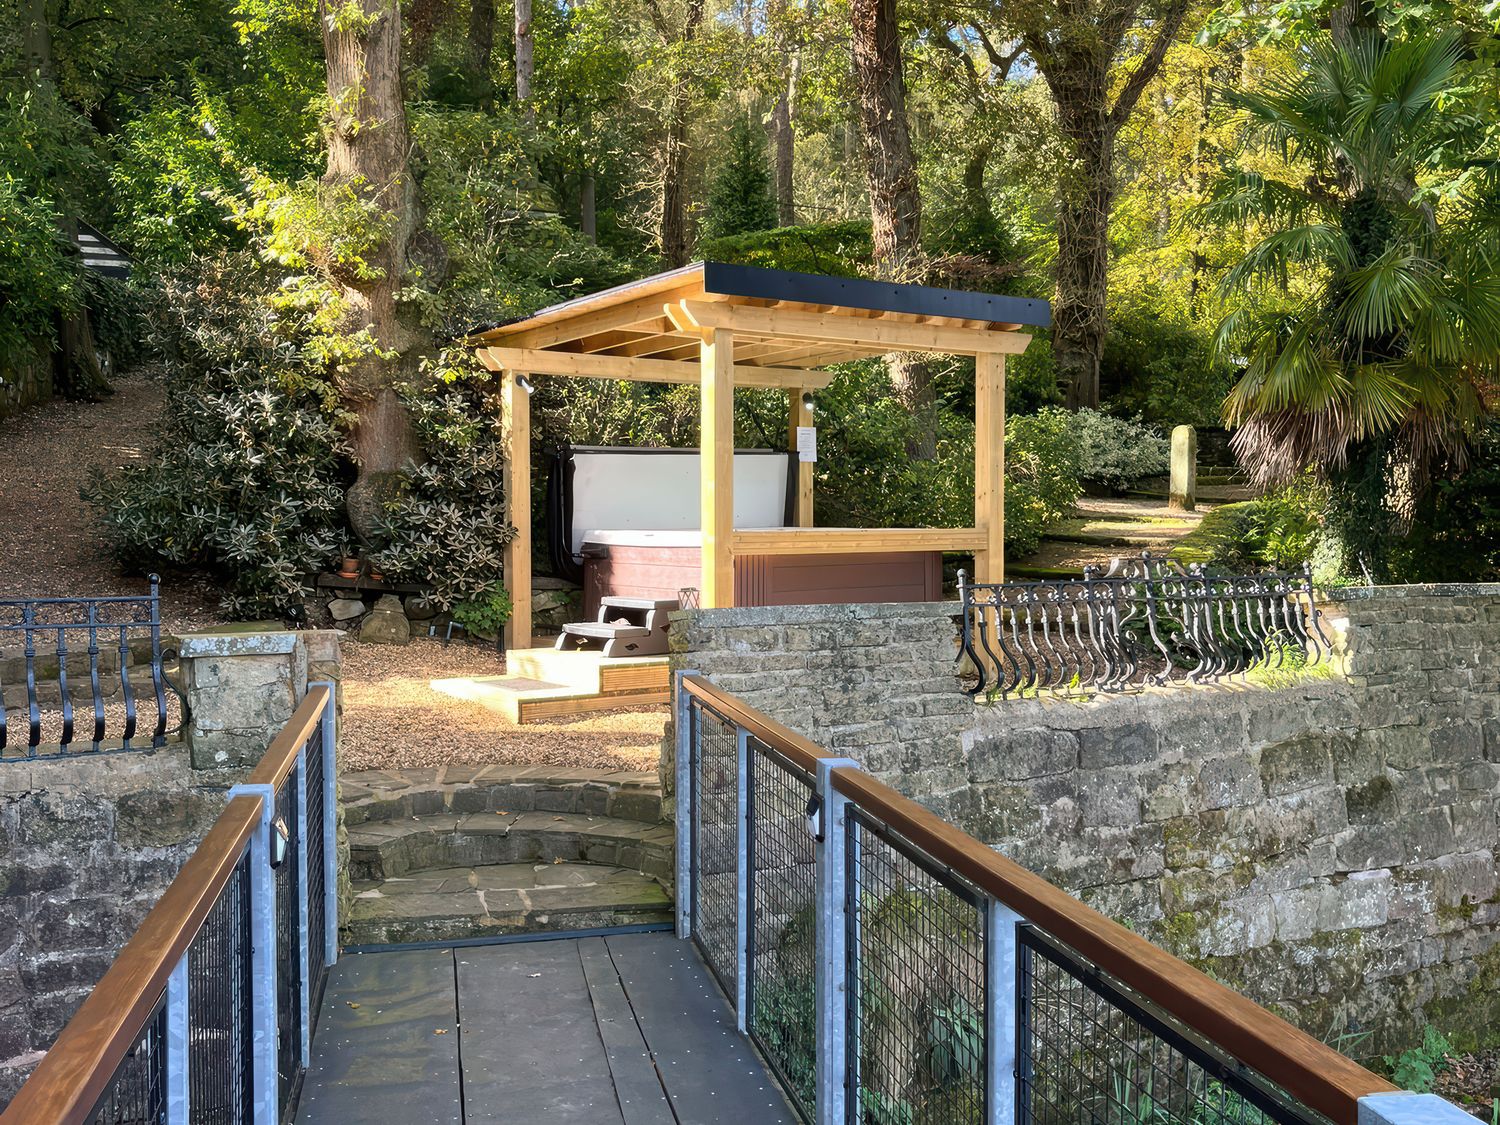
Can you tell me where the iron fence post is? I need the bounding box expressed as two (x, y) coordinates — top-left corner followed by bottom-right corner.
(164, 952), (189, 1125)
(230, 781), (279, 1125)
(674, 670), (698, 941)
(311, 682), (339, 969)
(987, 899), (1024, 1125)
(735, 724), (750, 1031)
(295, 744), (311, 1068)
(814, 755), (859, 1125)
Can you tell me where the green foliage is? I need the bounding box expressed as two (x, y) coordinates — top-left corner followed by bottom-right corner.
(1070, 409), (1170, 492)
(367, 349), (515, 611)
(698, 220), (872, 276)
(1384, 1026), (1454, 1093)
(1007, 408), (1086, 555)
(701, 115), (778, 242)
(85, 254), (348, 619)
(451, 585), (514, 639)
(1388, 421), (1500, 583)
(0, 175), (77, 355)
(1103, 308), (1236, 428)
(1172, 483), (1324, 572)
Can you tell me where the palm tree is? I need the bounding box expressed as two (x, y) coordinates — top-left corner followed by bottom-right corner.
(1199, 28), (1500, 572)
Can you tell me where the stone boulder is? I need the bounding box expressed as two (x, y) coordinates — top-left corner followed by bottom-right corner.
(359, 595), (411, 646)
(328, 598), (365, 622)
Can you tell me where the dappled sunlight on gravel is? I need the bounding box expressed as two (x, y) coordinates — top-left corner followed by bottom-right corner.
(338, 637), (665, 773)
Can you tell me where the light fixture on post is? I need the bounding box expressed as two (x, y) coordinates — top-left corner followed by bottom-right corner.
(800, 391), (815, 414)
(516, 374), (536, 396)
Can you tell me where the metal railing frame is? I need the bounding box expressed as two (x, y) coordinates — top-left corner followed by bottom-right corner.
(0, 576), (187, 758)
(675, 673), (1403, 1125)
(0, 683), (339, 1125)
(958, 552), (1332, 699)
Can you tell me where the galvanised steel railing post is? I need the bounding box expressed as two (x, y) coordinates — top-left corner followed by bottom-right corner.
(295, 742), (311, 1067)
(814, 755), (859, 1125)
(735, 724), (750, 1031)
(230, 781), (279, 1125)
(164, 953), (189, 1125)
(674, 670), (698, 941)
(987, 899), (1025, 1125)
(312, 682), (338, 968)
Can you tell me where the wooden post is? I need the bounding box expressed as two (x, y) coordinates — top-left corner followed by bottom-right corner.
(700, 329), (735, 606)
(974, 351), (1006, 584)
(788, 388), (814, 528)
(501, 370), (532, 650)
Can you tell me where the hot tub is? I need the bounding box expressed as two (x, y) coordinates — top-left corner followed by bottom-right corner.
(580, 529), (943, 616)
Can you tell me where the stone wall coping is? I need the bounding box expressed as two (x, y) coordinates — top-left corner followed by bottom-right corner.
(1324, 582), (1500, 600)
(672, 600), (959, 627)
(179, 631), (300, 658)
(1358, 1093), (1479, 1125)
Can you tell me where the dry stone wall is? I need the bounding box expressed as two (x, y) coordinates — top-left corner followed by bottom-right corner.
(669, 585), (1500, 1053)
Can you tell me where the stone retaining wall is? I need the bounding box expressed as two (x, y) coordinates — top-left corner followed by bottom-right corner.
(0, 629), (343, 1106)
(670, 585), (1500, 1052)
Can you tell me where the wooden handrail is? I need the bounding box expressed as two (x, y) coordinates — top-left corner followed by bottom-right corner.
(680, 674), (832, 775)
(0, 796), (263, 1125)
(829, 767), (1397, 1124)
(244, 684), (333, 791)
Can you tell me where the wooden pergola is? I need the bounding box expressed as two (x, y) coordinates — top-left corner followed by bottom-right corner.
(470, 261), (1050, 649)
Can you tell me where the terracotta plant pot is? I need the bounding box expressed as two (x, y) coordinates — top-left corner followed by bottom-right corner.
(367, 567), (385, 582)
(337, 557), (361, 579)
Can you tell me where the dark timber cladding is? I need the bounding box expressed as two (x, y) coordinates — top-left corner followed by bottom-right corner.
(295, 932), (798, 1125)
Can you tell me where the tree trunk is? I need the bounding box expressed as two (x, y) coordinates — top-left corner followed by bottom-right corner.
(851, 0), (937, 457)
(580, 169), (597, 242)
(321, 0), (419, 539)
(657, 0), (706, 268)
(1052, 106), (1113, 411)
(769, 85), (795, 226)
(467, 0), (495, 101)
(514, 0), (533, 109)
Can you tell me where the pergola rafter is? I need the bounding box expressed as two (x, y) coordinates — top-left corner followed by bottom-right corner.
(469, 261), (1050, 649)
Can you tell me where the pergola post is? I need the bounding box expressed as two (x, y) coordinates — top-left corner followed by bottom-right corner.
(974, 351), (1006, 584)
(787, 388), (814, 528)
(700, 328), (735, 607)
(501, 369), (533, 650)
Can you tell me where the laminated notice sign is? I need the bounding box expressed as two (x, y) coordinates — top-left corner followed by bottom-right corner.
(796, 425), (817, 463)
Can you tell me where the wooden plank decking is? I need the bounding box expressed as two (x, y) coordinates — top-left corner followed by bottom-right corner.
(296, 932), (799, 1125)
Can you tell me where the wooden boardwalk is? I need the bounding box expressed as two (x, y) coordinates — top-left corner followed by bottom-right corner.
(295, 931), (800, 1124)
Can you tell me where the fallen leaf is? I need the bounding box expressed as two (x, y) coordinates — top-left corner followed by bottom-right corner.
(434, 1028), (448, 1035)
(346, 1002), (360, 1009)
(529, 973), (542, 978)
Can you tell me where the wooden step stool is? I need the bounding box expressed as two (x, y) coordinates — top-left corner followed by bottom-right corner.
(555, 596), (678, 658)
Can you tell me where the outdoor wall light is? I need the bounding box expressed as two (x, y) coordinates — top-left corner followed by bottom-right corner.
(517, 375), (536, 396)
(800, 391), (814, 411)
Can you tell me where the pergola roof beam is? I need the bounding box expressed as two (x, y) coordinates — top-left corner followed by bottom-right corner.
(674, 300), (1033, 356)
(479, 347), (836, 390)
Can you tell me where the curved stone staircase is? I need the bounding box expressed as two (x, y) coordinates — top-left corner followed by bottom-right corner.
(341, 766), (673, 946)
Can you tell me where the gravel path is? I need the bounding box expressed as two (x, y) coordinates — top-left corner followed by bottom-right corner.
(0, 371), (225, 631)
(339, 638), (665, 774)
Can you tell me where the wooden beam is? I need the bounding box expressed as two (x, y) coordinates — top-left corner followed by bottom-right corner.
(675, 300), (1033, 355)
(493, 284), (703, 350)
(974, 351), (1005, 583)
(700, 329), (735, 607)
(788, 389), (814, 528)
(730, 528), (985, 555)
(501, 370), (532, 650)
(479, 347), (836, 389)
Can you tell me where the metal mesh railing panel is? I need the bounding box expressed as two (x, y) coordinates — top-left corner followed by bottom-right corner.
(274, 767), (302, 1111)
(747, 737), (818, 1119)
(88, 995), (167, 1124)
(1019, 929), (1326, 1125)
(187, 848), (254, 1125)
(849, 809), (987, 1125)
(691, 700), (739, 1001)
(305, 732), (327, 1024)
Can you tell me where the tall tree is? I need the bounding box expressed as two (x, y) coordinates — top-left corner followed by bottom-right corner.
(851, 0), (940, 457)
(320, 0), (419, 536)
(468, 0), (496, 100)
(514, 0), (534, 108)
(645, 0), (707, 266)
(766, 0), (799, 226)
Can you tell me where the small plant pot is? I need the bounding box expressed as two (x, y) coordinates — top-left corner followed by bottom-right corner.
(367, 567), (385, 583)
(337, 558), (361, 579)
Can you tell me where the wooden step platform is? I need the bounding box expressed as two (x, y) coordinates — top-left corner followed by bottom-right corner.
(430, 647), (670, 723)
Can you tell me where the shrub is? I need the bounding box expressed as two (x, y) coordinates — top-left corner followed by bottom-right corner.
(367, 348), (516, 610)
(1102, 305), (1235, 428)
(701, 116), (778, 242)
(451, 584), (514, 639)
(1070, 409), (1169, 493)
(1006, 408), (1084, 554)
(85, 254), (349, 618)
(1171, 482), (1325, 573)
(1388, 421), (1500, 583)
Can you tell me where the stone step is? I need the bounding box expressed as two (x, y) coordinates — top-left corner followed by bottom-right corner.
(344, 861), (673, 946)
(342, 766), (664, 828)
(348, 811), (674, 884)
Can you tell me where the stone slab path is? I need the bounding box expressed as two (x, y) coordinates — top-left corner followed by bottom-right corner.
(296, 932), (799, 1124)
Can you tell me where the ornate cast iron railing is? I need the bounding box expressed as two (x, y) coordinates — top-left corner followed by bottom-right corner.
(0, 685), (338, 1125)
(674, 674), (1403, 1125)
(0, 576), (186, 758)
(957, 553), (1331, 699)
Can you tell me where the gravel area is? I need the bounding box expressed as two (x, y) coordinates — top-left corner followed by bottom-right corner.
(338, 638), (666, 774)
(0, 371), (225, 632)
